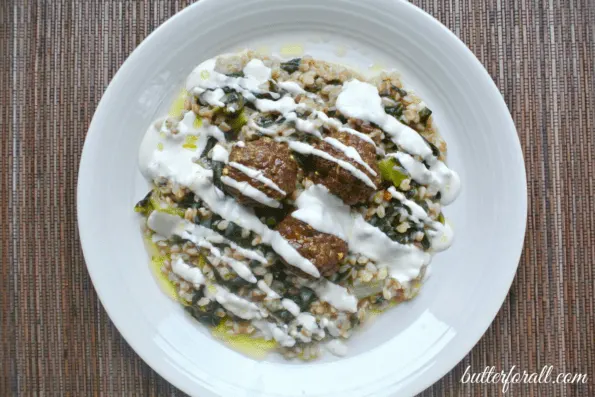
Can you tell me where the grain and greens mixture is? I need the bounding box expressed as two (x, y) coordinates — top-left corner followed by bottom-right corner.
(136, 51), (460, 359)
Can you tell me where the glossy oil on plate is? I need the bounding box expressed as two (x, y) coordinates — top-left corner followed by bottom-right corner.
(77, 0), (527, 396)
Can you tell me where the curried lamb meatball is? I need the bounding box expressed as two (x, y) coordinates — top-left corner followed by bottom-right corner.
(310, 130), (381, 205)
(276, 216), (347, 277)
(222, 138), (298, 208)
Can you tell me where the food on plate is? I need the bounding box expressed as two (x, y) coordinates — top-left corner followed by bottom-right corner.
(135, 51), (460, 359)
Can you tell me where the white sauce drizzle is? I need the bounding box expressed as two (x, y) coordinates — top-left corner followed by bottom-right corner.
(187, 55), (382, 163)
(168, 255), (264, 321)
(323, 136), (377, 176)
(429, 222), (454, 252)
(247, 119), (281, 136)
(220, 176), (281, 208)
(228, 162), (286, 195)
(186, 57), (384, 179)
(171, 257), (205, 288)
(388, 151), (460, 205)
(288, 141), (377, 189)
(255, 96), (298, 114)
(276, 80), (324, 104)
(223, 243), (266, 264)
(211, 144), (229, 163)
(200, 124), (227, 147)
(312, 110), (378, 147)
(387, 187), (454, 252)
(277, 81), (305, 94)
(146, 210), (181, 236)
(219, 255), (257, 283)
(201, 88), (226, 107)
(253, 320), (296, 347)
(294, 313), (325, 342)
(179, 112), (226, 155)
(387, 187), (431, 224)
(139, 114), (224, 181)
(281, 299), (301, 317)
(320, 317), (342, 337)
(284, 112), (323, 138)
(147, 211), (268, 265)
(140, 123), (320, 277)
(186, 58), (271, 101)
(148, 213), (258, 283)
(337, 80), (430, 157)
(151, 234), (166, 243)
(243, 59), (272, 82)
(207, 285), (264, 320)
(196, 184), (320, 277)
(312, 280), (358, 313)
(336, 80), (461, 204)
(296, 313), (322, 333)
(257, 280), (280, 299)
(293, 185), (431, 283)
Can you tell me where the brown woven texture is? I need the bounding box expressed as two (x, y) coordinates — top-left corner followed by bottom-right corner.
(2, 0), (594, 396)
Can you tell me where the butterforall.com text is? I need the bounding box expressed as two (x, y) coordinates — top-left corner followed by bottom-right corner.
(460, 365), (588, 393)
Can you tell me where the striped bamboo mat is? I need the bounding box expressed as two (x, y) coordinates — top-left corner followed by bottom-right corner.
(2, 1), (594, 396)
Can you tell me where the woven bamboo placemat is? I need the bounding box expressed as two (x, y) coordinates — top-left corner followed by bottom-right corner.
(2, 1), (594, 396)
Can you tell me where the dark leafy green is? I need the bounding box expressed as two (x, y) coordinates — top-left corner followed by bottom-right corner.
(201, 138), (217, 159)
(395, 87), (408, 98)
(212, 161), (225, 191)
(225, 71), (245, 78)
(134, 190), (154, 215)
(420, 234), (431, 250)
(178, 192), (201, 209)
(275, 310), (293, 323)
(419, 135), (440, 158)
(222, 92), (244, 115)
(185, 299), (223, 327)
(255, 113), (278, 128)
(298, 287), (316, 311)
(385, 103), (404, 118)
(280, 58), (301, 73)
(419, 107), (432, 124)
(224, 222), (242, 240)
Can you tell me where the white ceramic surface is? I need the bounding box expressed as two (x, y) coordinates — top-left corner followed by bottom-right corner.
(77, 0), (527, 396)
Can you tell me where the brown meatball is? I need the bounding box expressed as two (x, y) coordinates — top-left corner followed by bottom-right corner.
(223, 138), (298, 207)
(310, 130), (380, 205)
(276, 216), (347, 277)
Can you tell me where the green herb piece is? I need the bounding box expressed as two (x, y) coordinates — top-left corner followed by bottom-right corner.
(385, 103), (404, 118)
(280, 58), (301, 73)
(378, 158), (408, 187)
(229, 109), (248, 131)
(419, 107), (432, 124)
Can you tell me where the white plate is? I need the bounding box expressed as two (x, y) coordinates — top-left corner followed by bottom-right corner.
(77, 0), (527, 396)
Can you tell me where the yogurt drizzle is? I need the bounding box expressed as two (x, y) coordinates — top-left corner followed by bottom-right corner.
(336, 80), (460, 205)
(167, 256), (264, 320)
(287, 141), (377, 189)
(139, 53), (462, 355)
(220, 176), (281, 208)
(142, 54), (461, 284)
(151, 215), (350, 347)
(185, 58), (379, 187)
(228, 162), (287, 195)
(211, 145), (287, 206)
(140, 120), (321, 277)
